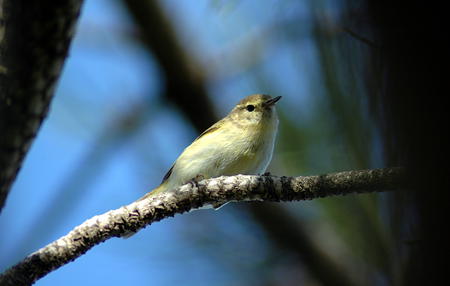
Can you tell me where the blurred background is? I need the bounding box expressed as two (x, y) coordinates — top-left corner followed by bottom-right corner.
(0, 0), (408, 285)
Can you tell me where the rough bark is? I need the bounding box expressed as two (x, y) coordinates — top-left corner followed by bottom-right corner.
(0, 168), (402, 286)
(0, 0), (84, 211)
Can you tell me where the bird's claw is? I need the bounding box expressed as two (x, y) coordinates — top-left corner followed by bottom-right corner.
(188, 174), (205, 187)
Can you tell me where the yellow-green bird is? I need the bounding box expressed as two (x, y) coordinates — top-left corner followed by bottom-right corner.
(139, 94), (281, 203)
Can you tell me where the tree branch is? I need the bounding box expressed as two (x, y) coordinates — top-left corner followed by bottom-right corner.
(0, 0), (84, 211)
(0, 167), (402, 286)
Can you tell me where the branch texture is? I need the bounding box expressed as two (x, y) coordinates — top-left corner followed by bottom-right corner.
(0, 0), (84, 210)
(0, 167), (402, 285)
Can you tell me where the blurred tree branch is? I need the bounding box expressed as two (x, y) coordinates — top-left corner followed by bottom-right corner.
(122, 0), (216, 131)
(249, 204), (356, 286)
(0, 0), (84, 211)
(0, 168), (402, 286)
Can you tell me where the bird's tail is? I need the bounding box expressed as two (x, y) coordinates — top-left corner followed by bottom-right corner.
(136, 183), (167, 202)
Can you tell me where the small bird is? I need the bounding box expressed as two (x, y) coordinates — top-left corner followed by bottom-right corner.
(138, 94), (281, 205)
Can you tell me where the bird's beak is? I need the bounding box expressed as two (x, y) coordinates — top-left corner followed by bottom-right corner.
(264, 96), (282, 107)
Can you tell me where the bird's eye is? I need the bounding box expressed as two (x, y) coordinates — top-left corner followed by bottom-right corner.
(246, 105), (255, 112)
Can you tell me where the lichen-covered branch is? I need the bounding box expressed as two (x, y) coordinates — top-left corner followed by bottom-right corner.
(0, 0), (84, 211)
(0, 167), (402, 285)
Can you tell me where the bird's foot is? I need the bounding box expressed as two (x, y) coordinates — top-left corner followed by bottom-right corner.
(188, 174), (205, 188)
